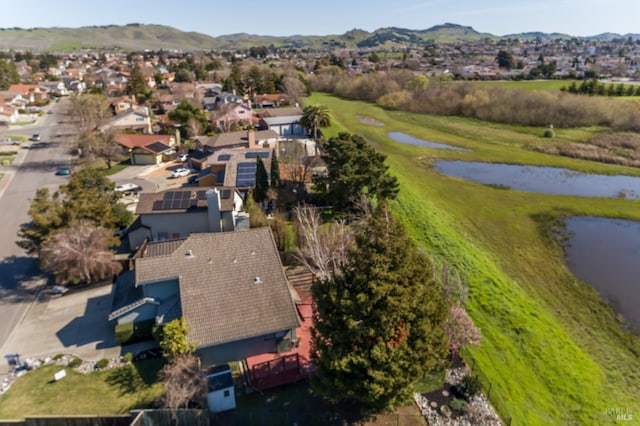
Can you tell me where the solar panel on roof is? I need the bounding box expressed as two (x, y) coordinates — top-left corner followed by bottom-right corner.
(197, 190), (207, 199)
(218, 154), (231, 161)
(162, 199), (173, 210)
(236, 161), (257, 187)
(245, 151), (269, 159)
(152, 200), (164, 211)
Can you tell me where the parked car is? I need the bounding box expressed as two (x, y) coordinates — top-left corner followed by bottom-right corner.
(55, 166), (71, 176)
(177, 153), (189, 162)
(30, 134), (41, 141)
(49, 285), (69, 296)
(1, 138), (20, 145)
(115, 183), (141, 194)
(133, 348), (163, 361)
(170, 168), (191, 178)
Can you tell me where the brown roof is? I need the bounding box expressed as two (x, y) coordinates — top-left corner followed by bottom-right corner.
(258, 106), (303, 118)
(197, 130), (278, 150)
(135, 187), (238, 215)
(114, 133), (173, 149)
(136, 228), (300, 347)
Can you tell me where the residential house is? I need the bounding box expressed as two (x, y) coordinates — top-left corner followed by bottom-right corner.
(100, 107), (152, 134)
(209, 103), (253, 131)
(0, 106), (19, 124)
(196, 129), (278, 154)
(113, 133), (175, 165)
(127, 186), (248, 250)
(7, 84), (42, 102)
(110, 96), (138, 115)
(198, 148), (272, 189)
(257, 107), (304, 137)
(254, 93), (290, 108)
(109, 228), (300, 366)
(39, 81), (69, 96)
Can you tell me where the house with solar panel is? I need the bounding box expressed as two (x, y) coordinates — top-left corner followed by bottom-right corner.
(126, 186), (249, 251)
(108, 228), (301, 366)
(113, 133), (177, 165)
(194, 147), (272, 190)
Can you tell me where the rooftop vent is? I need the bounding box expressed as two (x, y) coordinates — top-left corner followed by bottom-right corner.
(253, 276), (262, 284)
(185, 249), (194, 258)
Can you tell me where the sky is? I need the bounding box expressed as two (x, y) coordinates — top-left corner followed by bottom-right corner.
(0, 0), (638, 38)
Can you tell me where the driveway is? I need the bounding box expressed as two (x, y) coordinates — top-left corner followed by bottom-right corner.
(0, 284), (122, 375)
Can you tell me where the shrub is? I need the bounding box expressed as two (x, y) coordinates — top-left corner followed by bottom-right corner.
(449, 397), (469, 413)
(115, 322), (134, 344)
(53, 353), (64, 360)
(95, 358), (109, 369)
(461, 374), (482, 398)
(68, 357), (82, 368)
(115, 319), (156, 344)
(123, 352), (134, 363)
(543, 128), (555, 138)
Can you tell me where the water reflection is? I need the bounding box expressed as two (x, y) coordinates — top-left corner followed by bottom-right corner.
(565, 216), (640, 330)
(388, 132), (470, 151)
(434, 161), (640, 199)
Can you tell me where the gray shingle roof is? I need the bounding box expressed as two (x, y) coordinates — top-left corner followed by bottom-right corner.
(135, 228), (300, 348)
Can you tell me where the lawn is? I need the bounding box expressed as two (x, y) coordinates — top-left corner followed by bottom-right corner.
(0, 360), (165, 419)
(458, 79), (577, 92)
(308, 93), (640, 425)
(213, 381), (426, 426)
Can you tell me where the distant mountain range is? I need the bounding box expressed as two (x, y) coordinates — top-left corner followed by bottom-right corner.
(0, 23), (638, 51)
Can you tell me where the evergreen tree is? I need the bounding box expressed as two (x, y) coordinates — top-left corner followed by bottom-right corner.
(0, 59), (20, 90)
(17, 168), (132, 255)
(270, 149), (281, 188)
(311, 205), (450, 414)
(253, 156), (269, 203)
(313, 132), (399, 211)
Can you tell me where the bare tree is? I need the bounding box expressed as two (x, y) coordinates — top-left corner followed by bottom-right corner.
(293, 205), (354, 280)
(79, 128), (124, 168)
(160, 353), (207, 417)
(185, 117), (203, 139)
(281, 74), (307, 105)
(40, 219), (122, 285)
(65, 94), (110, 133)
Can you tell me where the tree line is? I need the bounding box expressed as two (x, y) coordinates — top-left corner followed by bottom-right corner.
(310, 67), (640, 131)
(562, 79), (640, 97)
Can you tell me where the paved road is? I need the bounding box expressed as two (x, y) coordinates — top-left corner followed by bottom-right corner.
(0, 101), (74, 353)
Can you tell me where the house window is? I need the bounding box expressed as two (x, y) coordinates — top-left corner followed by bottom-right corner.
(157, 232), (168, 241)
(224, 390), (230, 398)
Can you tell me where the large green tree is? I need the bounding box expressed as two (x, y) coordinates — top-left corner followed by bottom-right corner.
(300, 104), (331, 141)
(311, 205), (450, 414)
(496, 49), (516, 69)
(253, 156), (269, 203)
(168, 100), (210, 137)
(17, 168), (132, 255)
(0, 59), (19, 90)
(313, 132), (399, 211)
(125, 64), (152, 104)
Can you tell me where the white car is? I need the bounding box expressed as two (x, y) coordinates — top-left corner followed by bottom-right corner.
(170, 168), (191, 178)
(115, 183), (141, 193)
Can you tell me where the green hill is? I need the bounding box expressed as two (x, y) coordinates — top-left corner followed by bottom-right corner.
(0, 23), (636, 52)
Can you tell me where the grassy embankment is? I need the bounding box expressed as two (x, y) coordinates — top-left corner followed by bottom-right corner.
(0, 361), (164, 419)
(308, 93), (640, 425)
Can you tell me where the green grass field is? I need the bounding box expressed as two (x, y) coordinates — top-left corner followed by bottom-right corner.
(308, 93), (640, 425)
(458, 79), (577, 91)
(0, 360), (164, 419)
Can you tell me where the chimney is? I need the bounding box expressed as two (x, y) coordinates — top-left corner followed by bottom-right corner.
(206, 188), (222, 232)
(247, 129), (257, 148)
